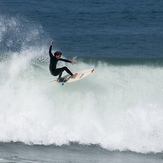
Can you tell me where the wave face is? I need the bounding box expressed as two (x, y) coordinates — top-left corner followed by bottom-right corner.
(1, 53), (163, 153)
(0, 15), (163, 154)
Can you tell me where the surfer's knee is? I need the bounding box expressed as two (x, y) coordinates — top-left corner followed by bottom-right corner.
(63, 66), (69, 71)
(63, 66), (67, 69)
(62, 66), (73, 76)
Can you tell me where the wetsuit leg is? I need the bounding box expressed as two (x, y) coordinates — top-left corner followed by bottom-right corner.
(52, 66), (73, 78)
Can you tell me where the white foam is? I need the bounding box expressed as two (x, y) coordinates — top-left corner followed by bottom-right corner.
(0, 14), (163, 154)
(0, 49), (163, 153)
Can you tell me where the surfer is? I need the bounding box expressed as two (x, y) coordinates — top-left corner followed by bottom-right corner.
(49, 40), (77, 81)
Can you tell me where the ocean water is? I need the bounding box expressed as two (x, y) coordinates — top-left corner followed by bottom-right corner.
(0, 0), (163, 162)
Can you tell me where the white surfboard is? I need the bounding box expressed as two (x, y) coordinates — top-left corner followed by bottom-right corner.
(57, 68), (94, 85)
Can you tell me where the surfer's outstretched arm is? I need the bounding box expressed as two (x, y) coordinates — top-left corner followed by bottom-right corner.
(49, 40), (54, 57)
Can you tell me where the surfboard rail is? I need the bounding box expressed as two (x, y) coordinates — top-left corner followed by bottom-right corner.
(57, 68), (94, 85)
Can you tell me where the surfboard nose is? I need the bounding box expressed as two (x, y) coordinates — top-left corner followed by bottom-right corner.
(91, 69), (95, 73)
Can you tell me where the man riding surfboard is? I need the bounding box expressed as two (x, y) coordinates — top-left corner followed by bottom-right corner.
(49, 40), (77, 81)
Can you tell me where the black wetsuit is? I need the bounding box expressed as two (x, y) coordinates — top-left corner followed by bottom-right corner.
(49, 45), (73, 79)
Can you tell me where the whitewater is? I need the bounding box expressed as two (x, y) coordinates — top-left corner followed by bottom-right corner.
(0, 47), (163, 154)
(0, 14), (163, 155)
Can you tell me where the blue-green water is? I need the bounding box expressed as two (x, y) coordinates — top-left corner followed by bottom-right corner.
(0, 0), (163, 162)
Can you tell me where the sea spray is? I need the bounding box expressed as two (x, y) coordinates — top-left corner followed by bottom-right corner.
(0, 50), (163, 153)
(0, 13), (163, 154)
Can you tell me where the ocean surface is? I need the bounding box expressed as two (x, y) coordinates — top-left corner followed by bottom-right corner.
(0, 0), (163, 162)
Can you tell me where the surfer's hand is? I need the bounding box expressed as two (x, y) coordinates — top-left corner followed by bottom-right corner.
(51, 40), (54, 46)
(71, 61), (76, 65)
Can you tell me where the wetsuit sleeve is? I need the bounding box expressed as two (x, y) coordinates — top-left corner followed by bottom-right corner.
(59, 58), (71, 63)
(49, 45), (53, 58)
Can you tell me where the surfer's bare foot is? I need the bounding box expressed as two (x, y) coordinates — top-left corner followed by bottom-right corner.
(73, 73), (78, 79)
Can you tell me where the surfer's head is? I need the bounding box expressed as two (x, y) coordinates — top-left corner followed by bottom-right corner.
(54, 51), (62, 59)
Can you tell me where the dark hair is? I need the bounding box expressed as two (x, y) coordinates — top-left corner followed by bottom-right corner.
(54, 51), (62, 56)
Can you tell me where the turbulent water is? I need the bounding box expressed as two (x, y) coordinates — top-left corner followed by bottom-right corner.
(0, 0), (163, 162)
(1, 41), (163, 154)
